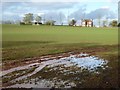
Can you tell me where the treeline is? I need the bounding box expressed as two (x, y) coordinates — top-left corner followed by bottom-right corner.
(20, 13), (56, 26)
(2, 19), (119, 27)
(1, 13), (119, 27)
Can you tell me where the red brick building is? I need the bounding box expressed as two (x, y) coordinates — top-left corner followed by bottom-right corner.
(81, 19), (93, 27)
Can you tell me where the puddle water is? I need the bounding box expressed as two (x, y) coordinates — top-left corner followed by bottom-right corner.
(1, 63), (40, 77)
(3, 53), (108, 88)
(68, 56), (108, 71)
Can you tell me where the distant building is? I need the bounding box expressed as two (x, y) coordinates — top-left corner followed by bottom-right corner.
(32, 20), (42, 25)
(81, 19), (93, 27)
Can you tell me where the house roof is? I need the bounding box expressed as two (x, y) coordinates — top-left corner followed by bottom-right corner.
(82, 19), (93, 22)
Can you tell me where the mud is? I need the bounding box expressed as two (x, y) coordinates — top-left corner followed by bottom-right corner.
(2, 53), (108, 88)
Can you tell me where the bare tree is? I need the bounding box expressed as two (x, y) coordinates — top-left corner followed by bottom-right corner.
(98, 15), (101, 27)
(103, 20), (107, 27)
(69, 19), (76, 26)
(109, 20), (118, 27)
(45, 20), (56, 26)
(67, 10), (70, 25)
(35, 15), (42, 24)
(59, 12), (62, 25)
(23, 13), (33, 24)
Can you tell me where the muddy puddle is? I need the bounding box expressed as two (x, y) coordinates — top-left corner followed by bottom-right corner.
(2, 53), (109, 88)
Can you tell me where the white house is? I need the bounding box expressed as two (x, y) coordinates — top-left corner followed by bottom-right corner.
(81, 19), (93, 27)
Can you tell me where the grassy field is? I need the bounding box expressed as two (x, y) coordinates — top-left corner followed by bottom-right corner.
(2, 24), (119, 88)
(2, 24), (118, 60)
(3, 24), (118, 44)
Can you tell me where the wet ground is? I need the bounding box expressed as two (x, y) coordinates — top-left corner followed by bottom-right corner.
(2, 52), (109, 88)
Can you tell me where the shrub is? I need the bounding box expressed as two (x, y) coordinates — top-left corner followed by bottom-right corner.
(20, 22), (25, 25)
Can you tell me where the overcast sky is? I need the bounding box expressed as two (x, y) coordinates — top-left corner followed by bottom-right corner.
(1, 0), (119, 25)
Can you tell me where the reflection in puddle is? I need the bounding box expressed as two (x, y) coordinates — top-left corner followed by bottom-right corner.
(3, 53), (108, 88)
(68, 56), (108, 71)
(1, 63), (40, 76)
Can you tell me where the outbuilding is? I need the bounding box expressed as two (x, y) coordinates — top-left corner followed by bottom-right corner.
(81, 19), (93, 27)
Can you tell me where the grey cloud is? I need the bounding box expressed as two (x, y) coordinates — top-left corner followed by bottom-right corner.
(2, 14), (22, 21)
(86, 8), (116, 19)
(30, 2), (77, 10)
(70, 7), (117, 20)
(2, 2), (77, 21)
(2, 2), (117, 23)
(41, 12), (66, 24)
(69, 5), (86, 20)
(2, 2), (77, 11)
(2, 2), (24, 10)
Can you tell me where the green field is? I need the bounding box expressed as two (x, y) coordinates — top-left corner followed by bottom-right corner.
(2, 24), (118, 60)
(2, 24), (119, 88)
(3, 24), (118, 44)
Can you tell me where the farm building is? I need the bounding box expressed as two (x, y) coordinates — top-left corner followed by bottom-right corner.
(81, 19), (93, 27)
(32, 20), (42, 25)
